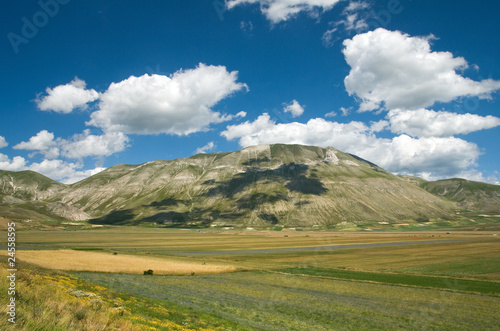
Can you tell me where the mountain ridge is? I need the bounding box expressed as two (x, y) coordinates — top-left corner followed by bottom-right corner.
(1, 144), (498, 227)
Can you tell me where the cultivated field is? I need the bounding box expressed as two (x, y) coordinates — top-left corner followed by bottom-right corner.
(3, 226), (500, 330)
(4, 250), (236, 275)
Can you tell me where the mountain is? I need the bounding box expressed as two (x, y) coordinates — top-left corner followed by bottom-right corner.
(52, 144), (455, 227)
(0, 170), (65, 200)
(418, 178), (500, 214)
(0, 170), (89, 223)
(6, 144), (498, 228)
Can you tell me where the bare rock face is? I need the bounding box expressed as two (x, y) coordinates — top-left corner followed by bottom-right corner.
(1, 195), (26, 205)
(47, 202), (90, 221)
(324, 148), (339, 164)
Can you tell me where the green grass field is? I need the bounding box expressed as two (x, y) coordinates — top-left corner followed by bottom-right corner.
(4, 227), (500, 330)
(74, 270), (500, 330)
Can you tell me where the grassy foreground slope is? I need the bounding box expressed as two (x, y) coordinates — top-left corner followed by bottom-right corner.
(0, 261), (233, 330)
(74, 269), (500, 331)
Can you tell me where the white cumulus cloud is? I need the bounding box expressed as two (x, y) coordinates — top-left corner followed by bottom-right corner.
(235, 111), (247, 118)
(12, 129), (129, 161)
(0, 152), (105, 184)
(59, 166), (107, 185)
(26, 159), (106, 184)
(283, 99), (305, 117)
(343, 28), (500, 111)
(0, 136), (7, 149)
(358, 135), (480, 179)
(222, 113), (378, 150)
(221, 113), (483, 179)
(13, 130), (59, 158)
(195, 142), (216, 154)
(36, 77), (99, 113)
(226, 0), (342, 23)
(387, 109), (500, 138)
(0, 153), (27, 171)
(60, 130), (130, 159)
(88, 64), (248, 135)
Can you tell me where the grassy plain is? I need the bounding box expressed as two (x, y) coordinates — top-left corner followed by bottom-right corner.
(4, 226), (500, 330)
(8, 250), (235, 275)
(75, 270), (500, 331)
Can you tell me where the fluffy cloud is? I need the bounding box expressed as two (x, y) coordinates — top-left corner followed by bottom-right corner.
(226, 0), (342, 23)
(0, 153), (105, 184)
(12, 130), (129, 160)
(221, 113), (482, 179)
(0, 136), (7, 149)
(27, 159), (105, 184)
(88, 64), (247, 135)
(387, 109), (500, 138)
(235, 111), (247, 118)
(62, 167), (107, 184)
(60, 130), (130, 159)
(358, 135), (480, 179)
(195, 142), (216, 154)
(36, 77), (99, 113)
(343, 28), (500, 111)
(13, 130), (59, 158)
(222, 113), (379, 150)
(0, 153), (27, 171)
(283, 99), (305, 117)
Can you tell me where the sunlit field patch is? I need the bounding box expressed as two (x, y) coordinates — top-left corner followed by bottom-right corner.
(11, 250), (236, 275)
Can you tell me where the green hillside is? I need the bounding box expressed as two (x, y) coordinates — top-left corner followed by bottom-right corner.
(4, 144), (498, 227)
(420, 178), (500, 214)
(56, 144), (455, 226)
(0, 170), (88, 223)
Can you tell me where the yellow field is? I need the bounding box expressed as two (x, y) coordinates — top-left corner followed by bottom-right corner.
(6, 250), (236, 275)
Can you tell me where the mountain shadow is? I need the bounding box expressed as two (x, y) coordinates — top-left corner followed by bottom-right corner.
(203, 163), (327, 198)
(242, 157), (271, 166)
(236, 192), (289, 210)
(146, 197), (184, 208)
(90, 209), (135, 225)
(259, 213), (279, 224)
(140, 211), (190, 224)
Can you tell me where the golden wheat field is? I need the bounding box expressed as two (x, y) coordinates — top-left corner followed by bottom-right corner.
(5, 249), (236, 275)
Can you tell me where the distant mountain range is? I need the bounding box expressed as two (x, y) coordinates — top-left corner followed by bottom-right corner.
(1, 144), (499, 228)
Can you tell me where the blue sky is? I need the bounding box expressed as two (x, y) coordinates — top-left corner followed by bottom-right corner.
(1, 0), (499, 184)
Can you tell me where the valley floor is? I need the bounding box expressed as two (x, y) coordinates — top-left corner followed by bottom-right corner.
(2, 227), (500, 330)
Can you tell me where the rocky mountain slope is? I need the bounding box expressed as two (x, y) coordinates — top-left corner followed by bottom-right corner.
(55, 144), (454, 226)
(419, 178), (500, 214)
(0, 170), (89, 222)
(2, 144), (497, 227)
